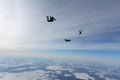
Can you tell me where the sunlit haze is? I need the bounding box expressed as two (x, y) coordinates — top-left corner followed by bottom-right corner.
(0, 0), (120, 65)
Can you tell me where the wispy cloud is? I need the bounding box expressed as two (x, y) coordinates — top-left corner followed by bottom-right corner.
(0, 0), (120, 50)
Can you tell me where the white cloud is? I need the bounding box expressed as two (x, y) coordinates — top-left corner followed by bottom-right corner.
(74, 73), (95, 80)
(64, 74), (72, 77)
(55, 71), (62, 74)
(0, 70), (51, 80)
(46, 65), (65, 71)
(46, 65), (73, 71)
(104, 77), (118, 80)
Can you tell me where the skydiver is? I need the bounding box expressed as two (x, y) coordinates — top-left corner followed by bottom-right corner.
(46, 16), (56, 22)
(79, 29), (82, 35)
(64, 39), (71, 42)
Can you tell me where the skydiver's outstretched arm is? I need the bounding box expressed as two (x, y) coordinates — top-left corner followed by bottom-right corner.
(53, 17), (56, 21)
(50, 16), (52, 19)
(52, 16), (56, 21)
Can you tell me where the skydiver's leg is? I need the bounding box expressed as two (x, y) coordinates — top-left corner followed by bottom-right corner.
(50, 16), (54, 21)
(46, 16), (49, 21)
(50, 16), (52, 20)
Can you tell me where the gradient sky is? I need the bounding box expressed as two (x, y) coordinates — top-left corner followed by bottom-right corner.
(0, 0), (120, 63)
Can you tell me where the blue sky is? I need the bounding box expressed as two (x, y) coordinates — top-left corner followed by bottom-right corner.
(0, 0), (120, 64)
